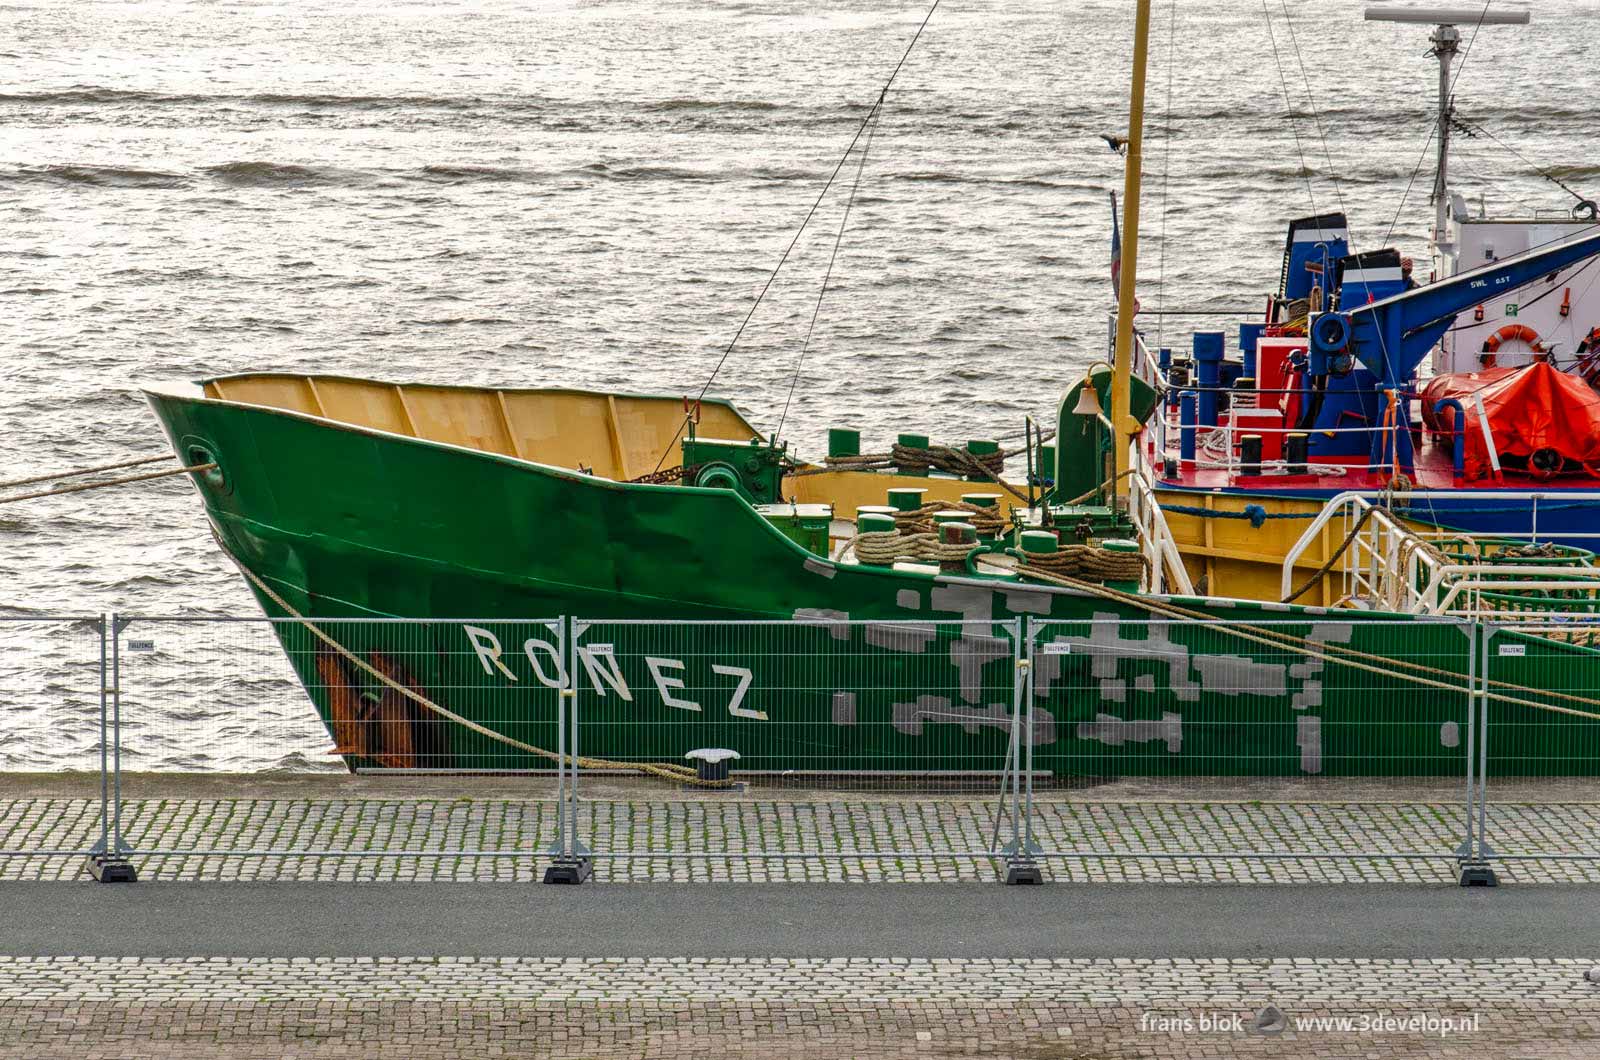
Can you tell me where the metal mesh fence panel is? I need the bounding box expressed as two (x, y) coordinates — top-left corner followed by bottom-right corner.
(1479, 620), (1600, 867)
(1026, 616), (1475, 866)
(113, 616), (564, 873)
(568, 618), (1027, 865)
(0, 615), (105, 866)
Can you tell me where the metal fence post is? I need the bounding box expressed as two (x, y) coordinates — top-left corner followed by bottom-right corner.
(1456, 617), (1478, 877)
(544, 616), (591, 884)
(1458, 619), (1497, 887)
(1475, 621), (1498, 883)
(1003, 616), (1041, 885)
(87, 613), (136, 883)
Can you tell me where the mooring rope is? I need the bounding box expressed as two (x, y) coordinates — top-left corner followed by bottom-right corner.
(0, 462), (216, 506)
(0, 453), (172, 491)
(1281, 505), (1377, 604)
(215, 536), (732, 788)
(1005, 560), (1600, 722)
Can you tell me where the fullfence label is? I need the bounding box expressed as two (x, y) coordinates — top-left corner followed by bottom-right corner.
(1042, 642), (1072, 655)
(1497, 643), (1527, 657)
(127, 640), (155, 652)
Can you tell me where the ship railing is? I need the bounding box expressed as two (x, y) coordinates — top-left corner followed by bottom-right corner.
(1431, 574), (1600, 620)
(1104, 308), (1260, 391)
(1125, 442), (1196, 596)
(1284, 490), (1600, 616)
(1150, 404), (1414, 478)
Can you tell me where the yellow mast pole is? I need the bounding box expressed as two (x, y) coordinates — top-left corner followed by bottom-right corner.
(1110, 0), (1153, 506)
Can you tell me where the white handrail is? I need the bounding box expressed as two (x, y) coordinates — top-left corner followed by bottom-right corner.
(1437, 580), (1600, 614)
(1282, 490), (1600, 615)
(1127, 441), (1195, 596)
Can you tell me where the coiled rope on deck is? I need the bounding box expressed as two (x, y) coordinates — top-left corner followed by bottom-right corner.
(215, 535), (734, 788)
(798, 434), (1045, 504)
(892, 500), (1007, 537)
(1016, 545), (1147, 582)
(851, 530), (982, 566)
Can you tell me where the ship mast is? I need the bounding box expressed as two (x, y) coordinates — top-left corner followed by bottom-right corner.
(1109, 0), (1153, 506)
(1363, 6), (1529, 254)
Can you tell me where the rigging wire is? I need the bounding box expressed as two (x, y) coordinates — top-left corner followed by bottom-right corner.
(649, 0), (943, 473)
(1382, 0), (1493, 246)
(1271, 2), (1411, 383)
(1153, 0), (1179, 353)
(774, 101), (882, 440)
(1277, 1), (1352, 241)
(1449, 112), (1596, 211)
(1259, 0), (1319, 221)
(1381, 125), (1437, 248)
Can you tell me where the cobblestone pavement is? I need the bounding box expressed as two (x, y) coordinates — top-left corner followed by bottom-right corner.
(1, 957), (1598, 1059)
(5, 793), (1600, 882)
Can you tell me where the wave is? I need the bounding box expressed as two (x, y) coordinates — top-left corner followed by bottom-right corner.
(202, 161), (360, 187)
(0, 86), (485, 110)
(0, 163), (189, 188)
(891, 170), (1100, 191)
(1546, 164), (1600, 181)
(645, 97), (782, 112)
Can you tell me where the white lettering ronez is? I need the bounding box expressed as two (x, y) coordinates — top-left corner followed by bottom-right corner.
(646, 657), (701, 712)
(464, 625), (518, 682)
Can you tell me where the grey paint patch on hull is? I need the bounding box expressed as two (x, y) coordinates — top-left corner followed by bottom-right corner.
(1077, 711), (1182, 753)
(1000, 587), (1051, 615)
(929, 583), (994, 624)
(803, 558), (837, 580)
(891, 695), (1011, 737)
(793, 608), (850, 641)
(1194, 655), (1287, 699)
(1026, 707), (1058, 747)
(832, 692), (857, 727)
(951, 634), (1009, 703)
(865, 622), (938, 653)
(1440, 720), (1459, 748)
(1033, 616), (1200, 703)
(1291, 623), (1355, 711)
(1297, 715), (1323, 774)
(896, 588), (922, 610)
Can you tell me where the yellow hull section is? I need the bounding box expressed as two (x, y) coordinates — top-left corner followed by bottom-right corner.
(1156, 489), (1440, 607)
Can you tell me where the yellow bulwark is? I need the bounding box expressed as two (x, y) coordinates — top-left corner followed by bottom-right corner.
(200, 374), (1017, 512)
(202, 374), (762, 482)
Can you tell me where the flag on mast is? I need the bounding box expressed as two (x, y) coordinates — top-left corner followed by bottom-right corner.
(1110, 190), (1140, 314)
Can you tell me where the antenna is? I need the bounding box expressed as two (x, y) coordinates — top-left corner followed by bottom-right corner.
(1364, 6), (1530, 250)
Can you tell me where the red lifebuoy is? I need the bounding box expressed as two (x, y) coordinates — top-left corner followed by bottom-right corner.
(1480, 323), (1546, 368)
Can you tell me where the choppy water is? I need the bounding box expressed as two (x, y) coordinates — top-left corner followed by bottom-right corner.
(3, 0), (1594, 768)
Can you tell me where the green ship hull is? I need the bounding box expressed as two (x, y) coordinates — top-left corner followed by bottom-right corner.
(144, 379), (1600, 779)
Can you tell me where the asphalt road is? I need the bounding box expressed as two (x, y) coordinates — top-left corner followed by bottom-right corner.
(3, 882), (1598, 958)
